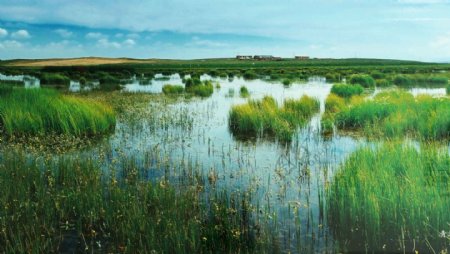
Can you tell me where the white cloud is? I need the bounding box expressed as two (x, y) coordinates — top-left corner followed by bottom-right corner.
(86, 32), (106, 39)
(127, 33), (140, 39)
(97, 38), (121, 48)
(55, 29), (73, 38)
(123, 39), (136, 46)
(0, 28), (8, 37)
(2, 40), (23, 48)
(430, 32), (450, 48)
(11, 29), (30, 39)
(188, 36), (228, 47)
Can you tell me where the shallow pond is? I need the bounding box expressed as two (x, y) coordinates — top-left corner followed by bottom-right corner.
(1, 72), (449, 252)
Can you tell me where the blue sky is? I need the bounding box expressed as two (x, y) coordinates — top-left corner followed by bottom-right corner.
(0, 0), (450, 61)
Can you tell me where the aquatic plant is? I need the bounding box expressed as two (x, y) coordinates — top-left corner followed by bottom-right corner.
(239, 85), (250, 98)
(375, 79), (390, 87)
(229, 95), (319, 141)
(349, 74), (375, 88)
(243, 70), (258, 80)
(162, 84), (184, 95)
(0, 88), (116, 137)
(328, 143), (450, 253)
(330, 83), (364, 98)
(335, 91), (450, 139)
(40, 73), (70, 86)
(0, 150), (265, 253)
(325, 93), (346, 114)
(393, 74), (448, 87)
(282, 79), (292, 86)
(186, 80), (214, 97)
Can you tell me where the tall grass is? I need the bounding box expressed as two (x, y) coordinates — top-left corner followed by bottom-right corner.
(186, 80), (214, 97)
(330, 83), (364, 98)
(40, 73), (70, 86)
(0, 150), (265, 253)
(349, 74), (375, 88)
(162, 84), (184, 95)
(0, 88), (116, 136)
(239, 86), (250, 98)
(327, 143), (450, 253)
(229, 95), (319, 141)
(334, 91), (450, 139)
(393, 74), (448, 87)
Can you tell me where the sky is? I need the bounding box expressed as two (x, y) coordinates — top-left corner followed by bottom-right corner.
(0, 0), (450, 61)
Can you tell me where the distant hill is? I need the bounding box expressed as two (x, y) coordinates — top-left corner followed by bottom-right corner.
(3, 57), (155, 67)
(0, 57), (444, 69)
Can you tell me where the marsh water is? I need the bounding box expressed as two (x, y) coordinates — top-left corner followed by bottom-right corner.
(1, 73), (449, 252)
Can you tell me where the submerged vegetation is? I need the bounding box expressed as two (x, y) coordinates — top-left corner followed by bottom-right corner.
(328, 143), (450, 253)
(229, 95), (319, 141)
(0, 88), (115, 137)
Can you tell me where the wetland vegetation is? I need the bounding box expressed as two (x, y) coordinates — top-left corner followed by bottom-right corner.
(0, 58), (449, 253)
(0, 88), (115, 137)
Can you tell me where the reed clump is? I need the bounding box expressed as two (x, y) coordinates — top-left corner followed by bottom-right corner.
(240, 86), (250, 98)
(334, 91), (450, 140)
(349, 74), (375, 88)
(229, 95), (319, 141)
(327, 143), (450, 253)
(162, 84), (184, 95)
(185, 79), (214, 97)
(330, 83), (364, 98)
(0, 88), (116, 137)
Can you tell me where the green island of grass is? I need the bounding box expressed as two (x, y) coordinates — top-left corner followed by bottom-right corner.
(0, 88), (116, 137)
(322, 90), (450, 140)
(229, 95), (319, 141)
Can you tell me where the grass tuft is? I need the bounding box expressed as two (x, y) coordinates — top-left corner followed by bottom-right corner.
(0, 88), (116, 137)
(328, 143), (450, 252)
(229, 95), (319, 141)
(330, 83), (364, 98)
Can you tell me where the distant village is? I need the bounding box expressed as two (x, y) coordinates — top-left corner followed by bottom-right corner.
(236, 55), (310, 60)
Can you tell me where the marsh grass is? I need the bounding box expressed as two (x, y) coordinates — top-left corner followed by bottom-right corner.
(0, 150), (265, 253)
(229, 96), (319, 141)
(185, 80), (214, 97)
(393, 74), (448, 87)
(333, 91), (450, 140)
(162, 84), (184, 95)
(40, 73), (70, 86)
(349, 74), (375, 88)
(327, 143), (450, 253)
(240, 86), (250, 98)
(330, 83), (364, 98)
(0, 88), (116, 137)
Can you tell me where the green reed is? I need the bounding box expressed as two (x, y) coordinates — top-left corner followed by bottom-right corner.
(229, 95), (319, 141)
(0, 88), (116, 137)
(327, 142), (450, 253)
